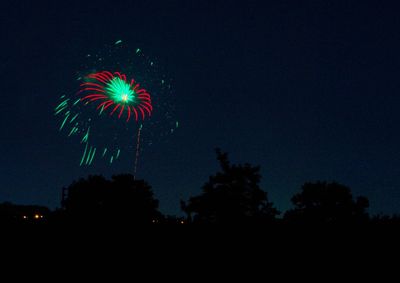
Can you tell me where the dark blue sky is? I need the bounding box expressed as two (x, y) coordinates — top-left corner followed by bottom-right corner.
(1, 1), (400, 216)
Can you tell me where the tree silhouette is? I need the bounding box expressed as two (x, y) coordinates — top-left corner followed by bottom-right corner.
(61, 174), (161, 224)
(62, 175), (109, 220)
(284, 181), (369, 224)
(181, 149), (279, 224)
(109, 174), (161, 223)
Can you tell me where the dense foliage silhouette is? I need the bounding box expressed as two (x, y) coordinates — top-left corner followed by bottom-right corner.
(60, 174), (161, 224)
(181, 149), (279, 224)
(284, 181), (369, 224)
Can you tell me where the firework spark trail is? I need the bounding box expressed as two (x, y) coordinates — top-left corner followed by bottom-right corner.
(134, 124), (143, 180)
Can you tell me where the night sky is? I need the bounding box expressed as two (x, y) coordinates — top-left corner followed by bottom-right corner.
(1, 1), (400, 216)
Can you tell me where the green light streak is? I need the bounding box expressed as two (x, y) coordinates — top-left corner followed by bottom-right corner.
(88, 148), (96, 165)
(136, 48), (141, 54)
(55, 100), (69, 111)
(55, 107), (66, 115)
(55, 103), (65, 111)
(110, 156), (114, 164)
(57, 99), (68, 105)
(54, 104), (63, 111)
(86, 146), (92, 165)
(99, 105), (105, 115)
(80, 143), (88, 166)
(59, 114), (70, 131)
(68, 127), (77, 137)
(102, 148), (108, 157)
(82, 127), (90, 143)
(116, 149), (120, 159)
(105, 77), (135, 103)
(70, 114), (79, 123)
(115, 40), (122, 45)
(60, 95), (65, 99)
(73, 99), (81, 106)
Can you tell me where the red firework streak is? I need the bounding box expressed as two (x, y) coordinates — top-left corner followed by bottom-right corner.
(78, 71), (152, 122)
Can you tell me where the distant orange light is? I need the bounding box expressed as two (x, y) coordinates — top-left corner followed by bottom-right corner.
(34, 214), (40, 219)
(23, 215), (27, 219)
(180, 220), (185, 224)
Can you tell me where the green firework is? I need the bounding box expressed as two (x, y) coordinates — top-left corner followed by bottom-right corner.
(105, 77), (136, 104)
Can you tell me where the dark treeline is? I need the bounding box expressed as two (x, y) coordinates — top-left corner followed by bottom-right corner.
(1, 149), (399, 225)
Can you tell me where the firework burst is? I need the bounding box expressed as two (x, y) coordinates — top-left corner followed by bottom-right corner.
(79, 71), (152, 122)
